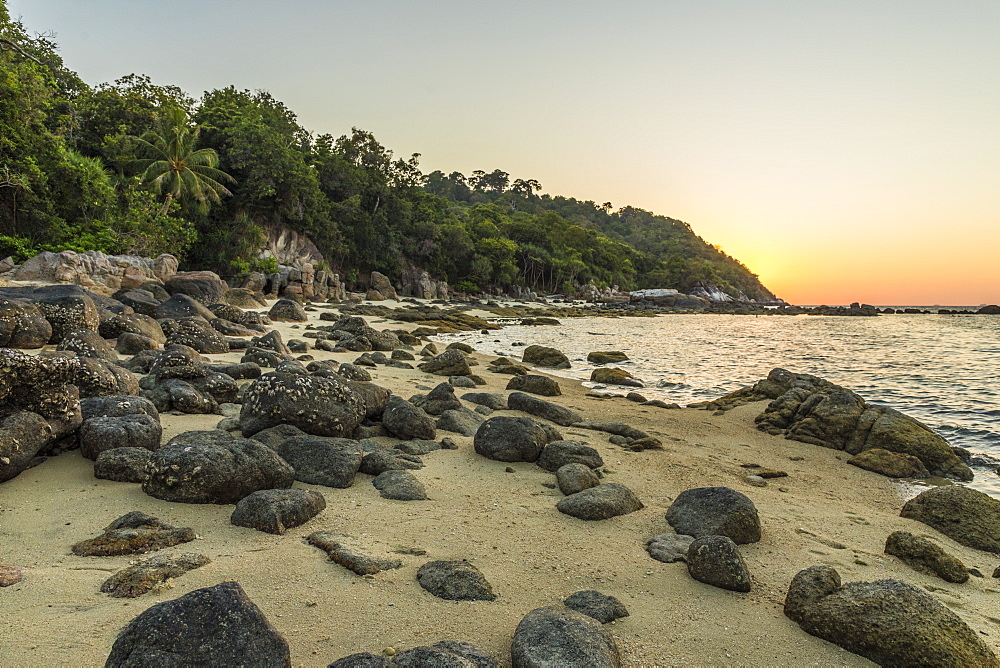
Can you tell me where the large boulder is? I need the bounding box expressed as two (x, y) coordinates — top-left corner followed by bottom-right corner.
(382, 395), (436, 441)
(143, 431), (295, 504)
(0, 298), (52, 348)
(900, 485), (1000, 554)
(240, 372), (366, 438)
(165, 270), (229, 304)
(665, 487), (761, 544)
(160, 317), (229, 354)
(511, 606), (621, 668)
(473, 416), (560, 463)
(268, 298), (307, 322)
(35, 292), (100, 343)
(155, 293), (217, 320)
(105, 581), (291, 667)
(784, 565), (998, 666)
(370, 271), (399, 301)
(711, 369), (972, 480)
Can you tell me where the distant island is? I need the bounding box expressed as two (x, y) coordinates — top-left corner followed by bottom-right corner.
(0, 3), (772, 304)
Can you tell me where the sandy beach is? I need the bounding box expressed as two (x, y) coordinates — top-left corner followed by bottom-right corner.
(1, 299), (998, 667)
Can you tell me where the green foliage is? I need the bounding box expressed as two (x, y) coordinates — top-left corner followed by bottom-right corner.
(255, 256), (280, 274)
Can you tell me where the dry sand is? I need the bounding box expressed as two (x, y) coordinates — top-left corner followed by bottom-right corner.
(1, 299), (999, 667)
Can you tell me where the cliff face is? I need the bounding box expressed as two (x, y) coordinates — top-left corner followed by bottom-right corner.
(261, 225), (325, 267)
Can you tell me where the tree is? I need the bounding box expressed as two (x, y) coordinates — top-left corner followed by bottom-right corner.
(130, 104), (234, 214)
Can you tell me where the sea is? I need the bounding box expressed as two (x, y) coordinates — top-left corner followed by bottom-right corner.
(434, 310), (1000, 498)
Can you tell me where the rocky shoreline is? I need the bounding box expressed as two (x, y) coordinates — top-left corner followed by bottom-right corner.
(1, 263), (999, 666)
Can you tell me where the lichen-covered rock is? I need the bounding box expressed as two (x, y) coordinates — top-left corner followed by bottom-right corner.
(884, 531), (969, 583)
(0, 298), (52, 348)
(94, 447), (153, 483)
(708, 369), (972, 480)
(474, 416), (560, 463)
(418, 348), (472, 376)
(79, 413), (162, 460)
(240, 372), (366, 438)
(35, 292), (100, 343)
(416, 560), (496, 601)
(511, 606), (620, 668)
(556, 483), (643, 520)
(143, 431), (294, 504)
(784, 565), (998, 667)
(666, 487), (761, 544)
(160, 317), (229, 354)
(521, 345), (571, 369)
(848, 447), (930, 477)
(506, 374), (561, 396)
(101, 553), (211, 598)
(71, 511), (196, 556)
(105, 581), (291, 667)
(900, 485), (1000, 554)
(231, 488), (326, 534)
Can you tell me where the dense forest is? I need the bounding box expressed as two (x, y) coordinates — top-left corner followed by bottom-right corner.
(0, 3), (775, 301)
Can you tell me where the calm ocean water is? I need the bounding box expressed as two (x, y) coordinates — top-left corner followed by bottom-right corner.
(436, 312), (1000, 497)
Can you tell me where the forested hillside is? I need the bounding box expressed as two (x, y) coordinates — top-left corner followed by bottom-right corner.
(0, 2), (775, 301)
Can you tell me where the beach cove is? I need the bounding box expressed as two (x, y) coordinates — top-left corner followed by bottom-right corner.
(0, 290), (999, 666)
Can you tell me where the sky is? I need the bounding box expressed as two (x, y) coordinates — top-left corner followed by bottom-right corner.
(8, 0), (1000, 305)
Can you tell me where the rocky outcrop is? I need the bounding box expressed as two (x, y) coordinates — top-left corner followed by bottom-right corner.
(396, 267), (449, 301)
(10, 250), (177, 295)
(784, 565), (999, 666)
(706, 368), (972, 481)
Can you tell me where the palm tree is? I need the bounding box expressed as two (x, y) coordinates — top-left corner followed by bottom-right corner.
(130, 105), (234, 214)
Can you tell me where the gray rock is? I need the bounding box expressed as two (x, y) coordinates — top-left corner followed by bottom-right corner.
(848, 448), (930, 477)
(160, 317), (229, 354)
(474, 416), (560, 463)
(116, 331), (160, 354)
(155, 293), (217, 320)
(94, 447), (153, 483)
(885, 531), (969, 583)
(393, 439), (443, 456)
(556, 483), (643, 521)
(418, 349), (472, 376)
(506, 375), (561, 396)
(273, 435), (363, 488)
(165, 271), (229, 304)
(240, 372), (366, 438)
(101, 552), (211, 598)
(328, 653), (389, 667)
(382, 395), (436, 441)
(645, 533), (695, 563)
(268, 298), (307, 322)
(511, 605), (620, 667)
(79, 413), (162, 460)
(537, 440), (604, 472)
(460, 392), (508, 410)
(555, 463), (601, 495)
(231, 488), (326, 534)
(437, 407), (485, 437)
(416, 560), (496, 601)
(105, 581), (291, 667)
(143, 431), (295, 504)
(372, 470), (428, 501)
(563, 590), (629, 624)
(784, 565), (999, 666)
(359, 449), (424, 475)
(449, 375), (477, 388)
(686, 535), (752, 592)
(80, 394), (159, 421)
(666, 486), (761, 544)
(412, 382), (462, 415)
(56, 328), (118, 362)
(508, 392), (582, 427)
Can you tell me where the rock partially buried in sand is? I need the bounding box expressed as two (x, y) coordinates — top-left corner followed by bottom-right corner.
(686, 535), (752, 592)
(105, 581), (291, 667)
(537, 440), (604, 472)
(556, 463), (600, 495)
(556, 483), (643, 520)
(508, 392), (582, 427)
(231, 488), (327, 535)
(93, 447), (153, 483)
(0, 564), (25, 587)
(329, 641), (496, 667)
(101, 553), (211, 598)
(884, 531), (969, 583)
(563, 590), (630, 624)
(783, 565), (999, 666)
(646, 533), (696, 563)
(71, 511), (195, 556)
(372, 470), (428, 501)
(511, 605), (621, 667)
(665, 487), (761, 544)
(416, 560), (496, 601)
(900, 485), (1000, 554)
(307, 532), (403, 576)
